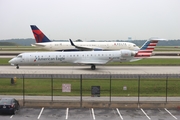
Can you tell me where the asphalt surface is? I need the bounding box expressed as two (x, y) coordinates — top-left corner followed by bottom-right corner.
(1, 66), (180, 74)
(0, 108), (180, 120)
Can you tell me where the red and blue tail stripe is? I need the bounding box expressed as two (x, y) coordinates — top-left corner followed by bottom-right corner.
(140, 40), (158, 51)
(134, 39), (159, 57)
(30, 25), (51, 43)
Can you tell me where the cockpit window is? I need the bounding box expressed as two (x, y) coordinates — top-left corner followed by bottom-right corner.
(17, 55), (22, 58)
(133, 45), (137, 47)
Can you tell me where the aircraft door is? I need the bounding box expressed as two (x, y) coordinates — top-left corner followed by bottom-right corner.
(21, 56), (24, 63)
(127, 43), (131, 49)
(50, 44), (52, 50)
(23, 54), (29, 63)
(107, 43), (109, 48)
(20, 55), (25, 63)
(16, 54), (23, 64)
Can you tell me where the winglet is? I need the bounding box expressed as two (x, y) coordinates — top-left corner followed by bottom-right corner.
(135, 37), (165, 58)
(69, 39), (75, 46)
(30, 25), (51, 43)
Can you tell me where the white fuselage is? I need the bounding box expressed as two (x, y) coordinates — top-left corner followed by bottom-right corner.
(34, 41), (140, 51)
(9, 50), (141, 66)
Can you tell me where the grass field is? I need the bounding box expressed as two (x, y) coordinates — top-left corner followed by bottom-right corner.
(0, 47), (47, 51)
(0, 78), (179, 97)
(154, 46), (180, 51)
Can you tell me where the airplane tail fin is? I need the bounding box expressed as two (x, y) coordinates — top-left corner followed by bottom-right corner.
(134, 37), (164, 58)
(30, 25), (51, 43)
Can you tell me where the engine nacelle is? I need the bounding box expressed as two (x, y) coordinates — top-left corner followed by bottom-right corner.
(120, 50), (136, 57)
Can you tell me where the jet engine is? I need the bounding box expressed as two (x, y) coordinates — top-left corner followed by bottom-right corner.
(120, 50), (136, 57)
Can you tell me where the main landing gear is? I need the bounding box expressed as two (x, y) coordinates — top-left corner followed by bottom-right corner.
(16, 65), (19, 69)
(91, 64), (96, 70)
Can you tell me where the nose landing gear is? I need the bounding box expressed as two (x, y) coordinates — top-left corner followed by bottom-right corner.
(16, 65), (19, 69)
(91, 64), (96, 70)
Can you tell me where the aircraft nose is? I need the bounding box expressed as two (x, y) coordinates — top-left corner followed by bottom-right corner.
(9, 58), (15, 65)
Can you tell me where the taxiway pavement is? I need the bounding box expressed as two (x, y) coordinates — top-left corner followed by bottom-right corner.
(1, 66), (180, 74)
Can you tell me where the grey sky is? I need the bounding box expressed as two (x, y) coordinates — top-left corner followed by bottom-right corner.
(0, 0), (180, 40)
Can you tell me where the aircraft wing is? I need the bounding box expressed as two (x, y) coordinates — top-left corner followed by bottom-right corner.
(31, 43), (45, 47)
(69, 39), (103, 51)
(73, 46), (103, 51)
(73, 58), (114, 65)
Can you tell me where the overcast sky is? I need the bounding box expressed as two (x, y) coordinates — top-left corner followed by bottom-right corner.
(0, 0), (180, 40)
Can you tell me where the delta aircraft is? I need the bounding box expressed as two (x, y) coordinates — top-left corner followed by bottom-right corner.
(30, 25), (140, 51)
(9, 38), (164, 70)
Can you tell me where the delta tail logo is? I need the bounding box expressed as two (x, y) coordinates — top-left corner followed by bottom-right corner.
(30, 25), (51, 43)
(32, 30), (44, 43)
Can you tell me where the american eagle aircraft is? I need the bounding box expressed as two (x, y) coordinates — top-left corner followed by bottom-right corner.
(9, 38), (163, 70)
(30, 25), (140, 51)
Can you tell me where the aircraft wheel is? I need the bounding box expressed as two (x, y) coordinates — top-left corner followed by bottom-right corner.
(91, 65), (96, 70)
(16, 65), (19, 69)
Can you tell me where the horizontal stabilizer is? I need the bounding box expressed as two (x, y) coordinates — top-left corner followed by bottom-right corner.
(31, 43), (46, 47)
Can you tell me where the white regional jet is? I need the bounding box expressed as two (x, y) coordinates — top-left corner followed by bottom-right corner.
(30, 25), (140, 51)
(9, 38), (163, 70)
